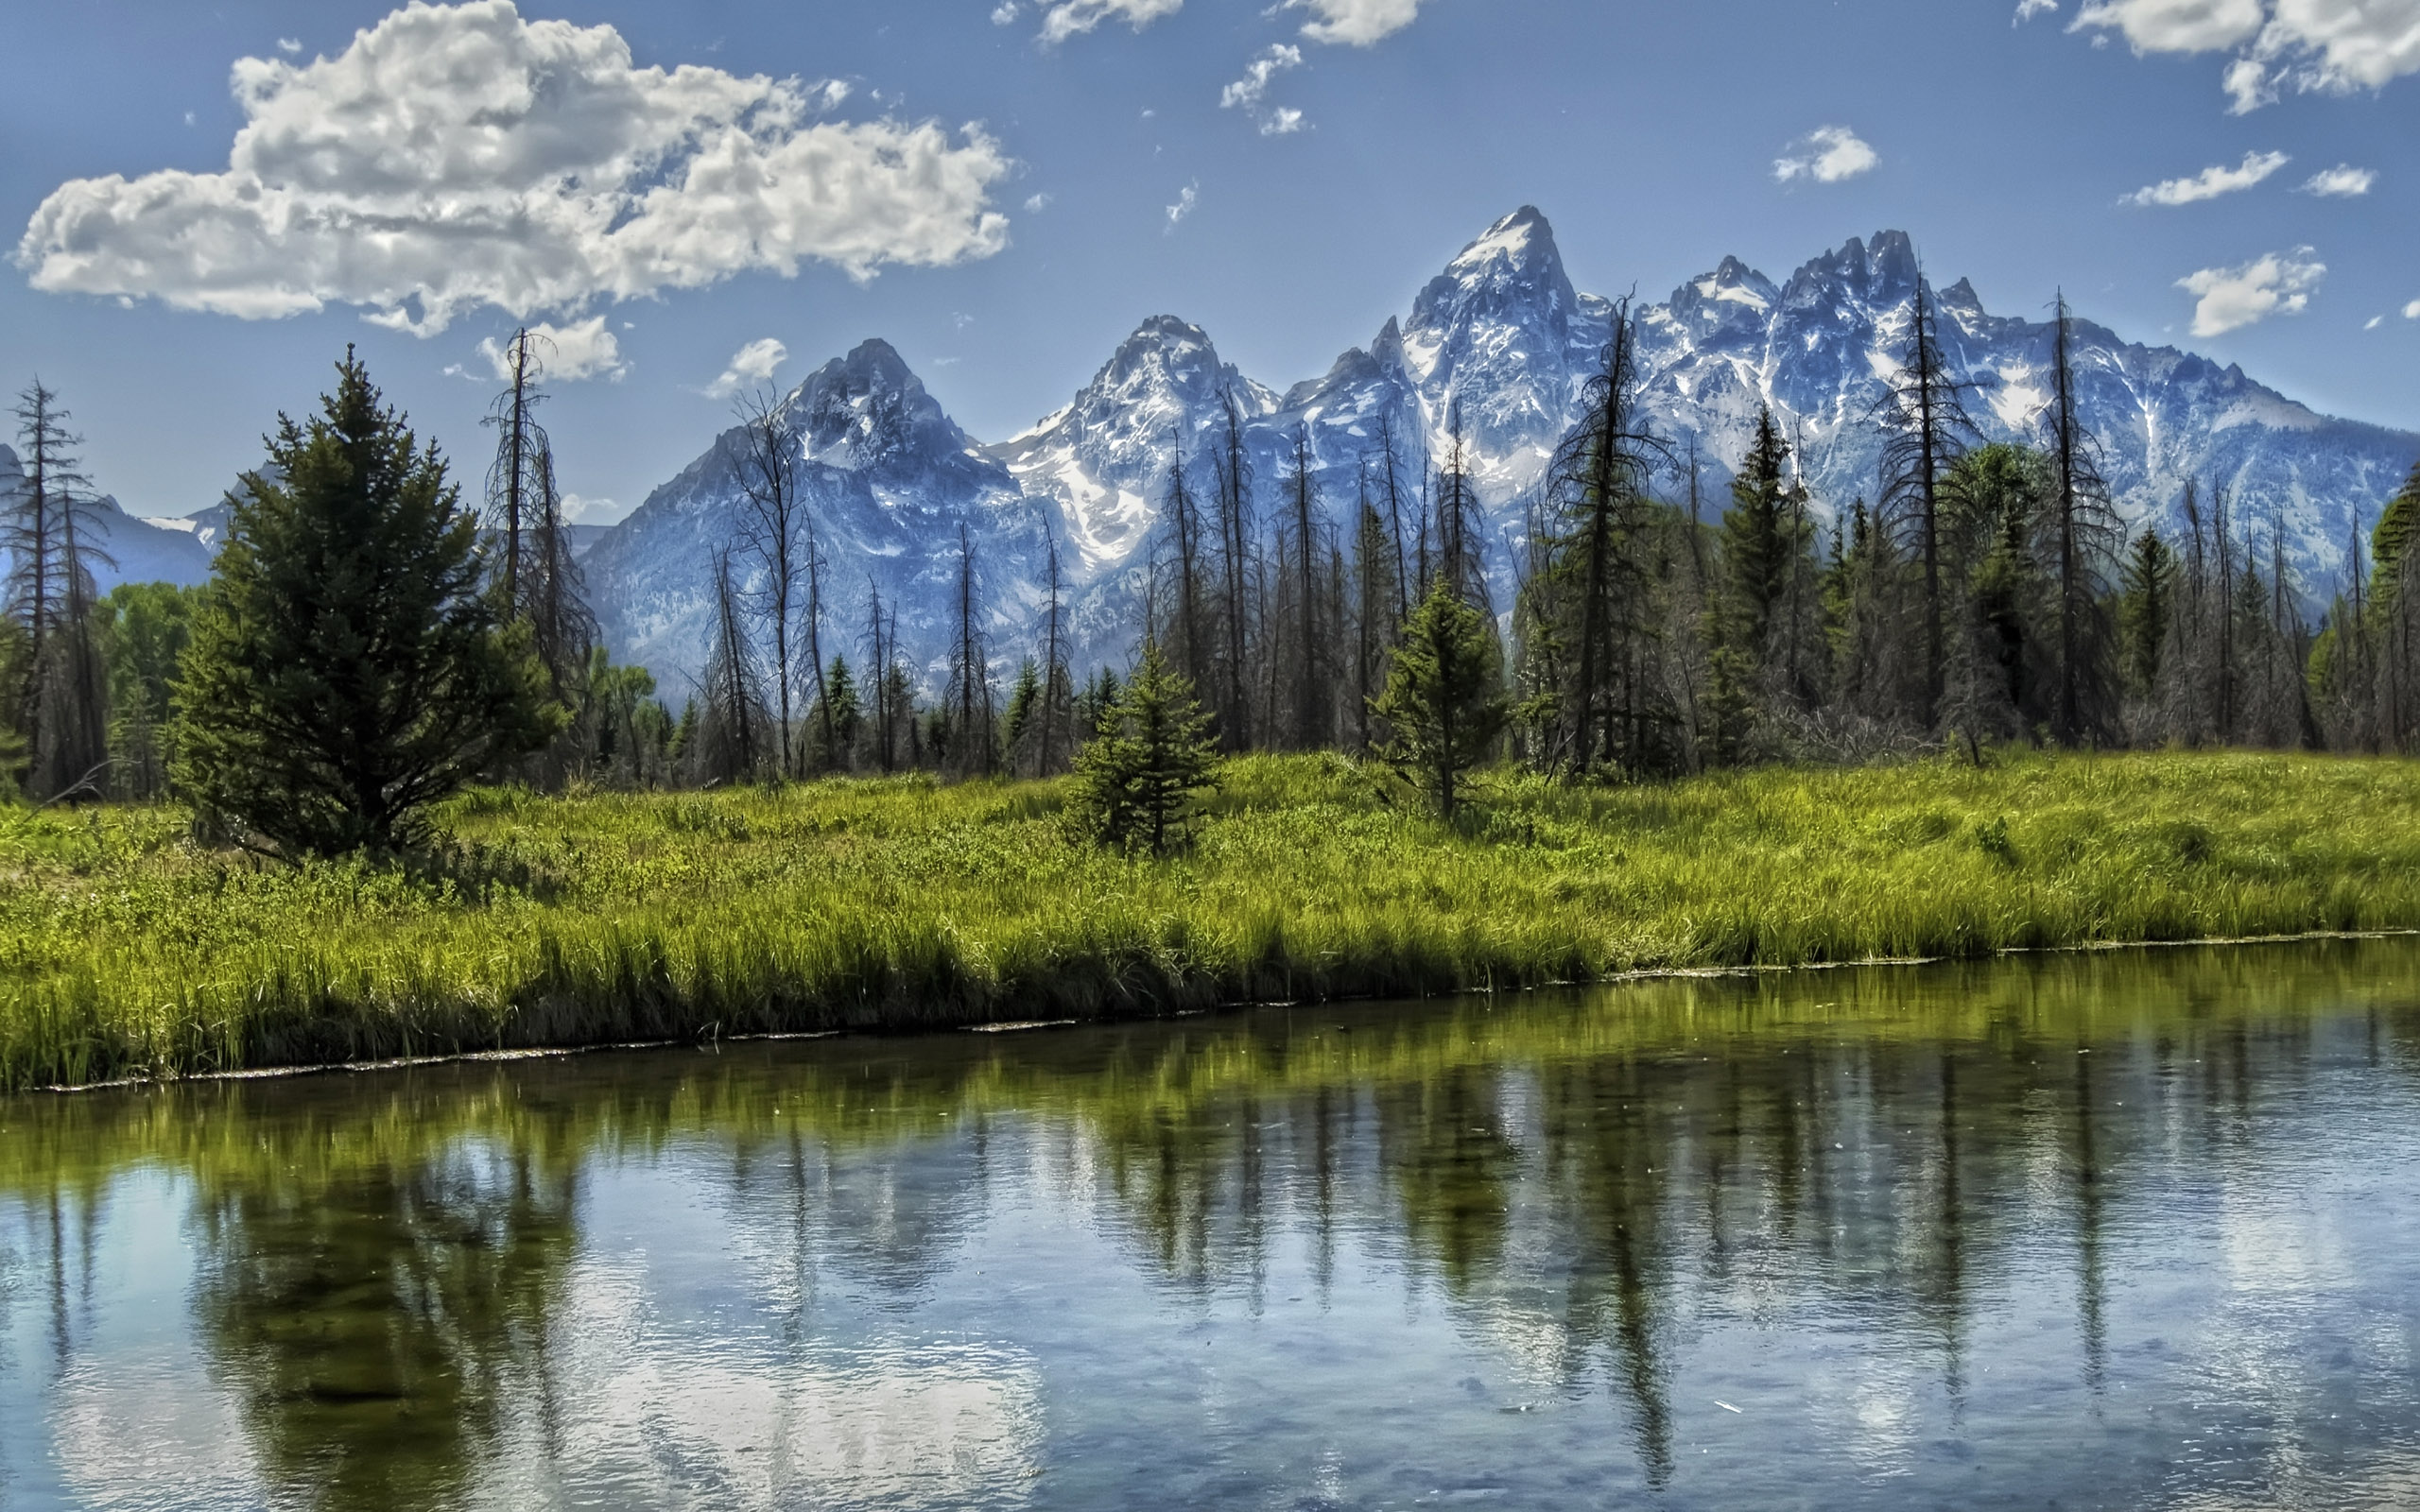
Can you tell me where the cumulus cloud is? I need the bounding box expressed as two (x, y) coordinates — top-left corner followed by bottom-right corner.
(706, 337), (788, 400)
(1773, 126), (1879, 183)
(1165, 181), (1199, 232)
(2176, 247), (2325, 335)
(1289, 0), (1423, 45)
(2407, 299), (2420, 318)
(16, 2), (1012, 335)
(2071, 0), (2420, 112)
(1036, 0), (1183, 43)
(476, 316), (626, 383)
(2122, 148), (2290, 204)
(2300, 163), (2377, 196)
(2015, 0), (2060, 20)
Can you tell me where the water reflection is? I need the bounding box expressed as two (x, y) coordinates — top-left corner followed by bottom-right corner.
(3, 940), (2419, 1509)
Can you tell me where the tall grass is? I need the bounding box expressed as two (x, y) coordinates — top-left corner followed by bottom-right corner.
(7, 749), (2420, 1090)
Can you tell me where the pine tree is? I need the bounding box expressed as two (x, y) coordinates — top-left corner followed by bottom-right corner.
(2039, 294), (2125, 744)
(807, 654), (860, 774)
(2118, 529), (2174, 699)
(946, 523), (995, 779)
(1538, 306), (1665, 777)
(172, 350), (553, 856)
(1874, 271), (1983, 727)
(1074, 641), (1219, 854)
(1375, 576), (1509, 820)
(6, 382), (113, 802)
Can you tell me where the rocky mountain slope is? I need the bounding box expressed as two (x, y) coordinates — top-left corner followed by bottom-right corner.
(47, 209), (2418, 690)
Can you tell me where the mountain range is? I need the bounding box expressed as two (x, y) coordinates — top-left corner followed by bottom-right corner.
(31, 207), (2420, 693)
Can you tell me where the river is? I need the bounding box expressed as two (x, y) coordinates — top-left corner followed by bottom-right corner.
(4, 939), (2418, 1509)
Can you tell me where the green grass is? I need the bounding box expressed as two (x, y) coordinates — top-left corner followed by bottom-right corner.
(5, 748), (2419, 1091)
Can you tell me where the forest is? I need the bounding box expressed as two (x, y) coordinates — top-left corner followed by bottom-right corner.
(7, 286), (2420, 827)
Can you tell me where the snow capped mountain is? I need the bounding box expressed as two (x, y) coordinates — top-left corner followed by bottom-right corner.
(585, 338), (1052, 693)
(578, 211), (2415, 687)
(0, 443), (215, 593)
(993, 315), (1277, 575)
(1631, 229), (2415, 585)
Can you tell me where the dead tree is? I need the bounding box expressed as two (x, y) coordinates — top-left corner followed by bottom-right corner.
(5, 382), (112, 801)
(1874, 271), (1982, 727)
(732, 388), (813, 778)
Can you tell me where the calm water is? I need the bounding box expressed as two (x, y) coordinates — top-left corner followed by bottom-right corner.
(6, 942), (2420, 1510)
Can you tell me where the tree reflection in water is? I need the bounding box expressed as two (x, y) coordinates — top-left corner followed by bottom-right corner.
(1, 938), (2416, 1507)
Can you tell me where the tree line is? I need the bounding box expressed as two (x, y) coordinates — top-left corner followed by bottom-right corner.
(4, 289), (2418, 854)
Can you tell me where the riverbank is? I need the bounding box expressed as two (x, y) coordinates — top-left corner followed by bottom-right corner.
(8, 750), (2420, 1091)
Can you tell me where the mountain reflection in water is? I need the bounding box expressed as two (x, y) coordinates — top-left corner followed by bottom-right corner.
(5, 939), (2419, 1510)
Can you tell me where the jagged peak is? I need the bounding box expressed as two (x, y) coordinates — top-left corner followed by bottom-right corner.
(781, 337), (968, 468)
(1444, 205), (1564, 283)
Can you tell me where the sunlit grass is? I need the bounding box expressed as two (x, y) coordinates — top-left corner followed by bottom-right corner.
(6, 748), (2420, 1090)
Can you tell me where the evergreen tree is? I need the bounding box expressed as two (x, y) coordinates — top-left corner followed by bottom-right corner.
(1375, 576), (1509, 820)
(172, 351), (553, 856)
(807, 654), (860, 774)
(2118, 529), (2175, 698)
(1074, 641), (1219, 855)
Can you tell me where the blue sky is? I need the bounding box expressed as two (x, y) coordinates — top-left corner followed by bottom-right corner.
(4, 0), (2415, 523)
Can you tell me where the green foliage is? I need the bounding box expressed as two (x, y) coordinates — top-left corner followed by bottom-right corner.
(1074, 641), (1219, 854)
(1376, 576), (1510, 818)
(8, 749), (2420, 1090)
(2119, 529), (2175, 696)
(170, 351), (556, 857)
(96, 581), (199, 799)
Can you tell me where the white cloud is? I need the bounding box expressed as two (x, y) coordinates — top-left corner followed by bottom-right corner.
(275, 37), (302, 54)
(992, 2), (1020, 22)
(1024, 192), (1052, 213)
(1289, 0), (1423, 45)
(16, 2), (1012, 335)
(1165, 181), (1199, 232)
(2367, 314), (2385, 329)
(706, 337), (788, 400)
(2176, 247), (2325, 335)
(1773, 126), (1878, 183)
(1221, 44), (1307, 133)
(2122, 148), (2289, 204)
(2015, 0), (2060, 20)
(1221, 44), (1304, 110)
(475, 316), (626, 383)
(1037, 0), (1183, 43)
(2407, 299), (2420, 318)
(560, 491), (626, 525)
(2300, 163), (2377, 196)
(2071, 0), (2420, 112)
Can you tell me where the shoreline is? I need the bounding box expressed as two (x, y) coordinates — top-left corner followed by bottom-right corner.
(27, 924), (2416, 1097)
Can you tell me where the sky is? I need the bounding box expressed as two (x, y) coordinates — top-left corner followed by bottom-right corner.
(4, 0), (2416, 524)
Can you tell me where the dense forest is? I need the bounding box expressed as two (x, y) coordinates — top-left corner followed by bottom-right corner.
(5, 289), (2419, 842)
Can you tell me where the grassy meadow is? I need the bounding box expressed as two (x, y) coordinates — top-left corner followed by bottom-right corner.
(6, 748), (2420, 1091)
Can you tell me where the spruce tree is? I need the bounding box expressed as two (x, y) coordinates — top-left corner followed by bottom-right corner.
(2118, 529), (2174, 698)
(1375, 576), (1509, 819)
(1075, 642), (1219, 854)
(172, 350), (552, 856)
